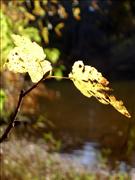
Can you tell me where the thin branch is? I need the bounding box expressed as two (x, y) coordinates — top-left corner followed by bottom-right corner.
(0, 71), (50, 143)
(0, 91), (23, 143)
(23, 73), (46, 96)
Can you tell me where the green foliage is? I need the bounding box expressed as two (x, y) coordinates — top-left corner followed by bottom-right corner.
(53, 68), (63, 80)
(43, 132), (61, 152)
(0, 10), (14, 69)
(109, 172), (130, 180)
(0, 89), (10, 123)
(45, 48), (65, 80)
(19, 27), (41, 43)
(45, 48), (60, 64)
(0, 89), (6, 113)
(53, 65), (65, 80)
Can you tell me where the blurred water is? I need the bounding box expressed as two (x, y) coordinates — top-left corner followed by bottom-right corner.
(60, 142), (100, 171)
(39, 80), (135, 167)
(72, 142), (99, 167)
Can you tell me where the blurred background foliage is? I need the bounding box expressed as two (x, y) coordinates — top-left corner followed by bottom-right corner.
(0, 0), (65, 78)
(0, 89), (6, 114)
(1, 0), (135, 79)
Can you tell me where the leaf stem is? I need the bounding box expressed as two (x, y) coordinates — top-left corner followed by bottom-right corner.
(47, 75), (70, 80)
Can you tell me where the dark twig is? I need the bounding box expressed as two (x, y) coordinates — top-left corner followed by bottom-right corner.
(0, 71), (50, 143)
(0, 91), (23, 143)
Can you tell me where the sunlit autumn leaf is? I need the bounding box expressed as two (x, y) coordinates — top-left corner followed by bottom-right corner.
(69, 61), (131, 118)
(4, 34), (52, 83)
(72, 7), (81, 20)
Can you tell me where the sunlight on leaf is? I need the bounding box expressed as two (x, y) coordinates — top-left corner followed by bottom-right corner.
(42, 27), (49, 44)
(72, 7), (81, 20)
(58, 5), (68, 19)
(33, 0), (45, 16)
(4, 34), (52, 83)
(69, 61), (131, 118)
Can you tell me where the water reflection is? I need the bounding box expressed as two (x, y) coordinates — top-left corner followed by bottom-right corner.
(61, 142), (132, 171)
(60, 142), (100, 171)
(72, 142), (99, 168)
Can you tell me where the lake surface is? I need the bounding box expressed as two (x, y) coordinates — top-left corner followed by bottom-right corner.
(39, 80), (135, 168)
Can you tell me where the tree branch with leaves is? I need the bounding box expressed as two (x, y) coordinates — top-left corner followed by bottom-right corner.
(0, 34), (131, 143)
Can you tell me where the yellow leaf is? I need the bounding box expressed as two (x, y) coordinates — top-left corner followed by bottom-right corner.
(69, 61), (131, 118)
(58, 5), (68, 19)
(4, 34), (52, 83)
(42, 27), (49, 44)
(72, 7), (81, 20)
